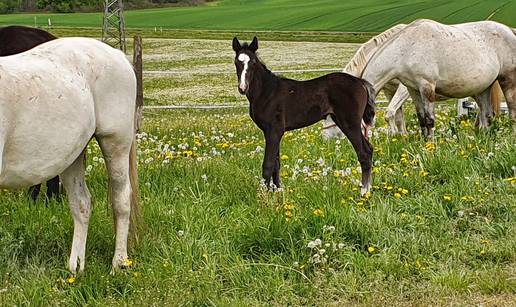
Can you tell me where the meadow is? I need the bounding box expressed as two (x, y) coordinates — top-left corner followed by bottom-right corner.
(0, 36), (515, 305)
(0, 0), (515, 32)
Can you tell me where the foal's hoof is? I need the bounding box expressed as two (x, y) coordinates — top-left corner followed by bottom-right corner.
(360, 186), (371, 197)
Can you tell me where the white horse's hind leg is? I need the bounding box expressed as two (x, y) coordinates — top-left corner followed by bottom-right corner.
(473, 87), (493, 128)
(499, 78), (516, 122)
(394, 107), (408, 135)
(61, 151), (91, 274)
(385, 84), (410, 135)
(97, 135), (132, 269)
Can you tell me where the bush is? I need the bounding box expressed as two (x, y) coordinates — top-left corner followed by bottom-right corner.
(0, 0), (18, 14)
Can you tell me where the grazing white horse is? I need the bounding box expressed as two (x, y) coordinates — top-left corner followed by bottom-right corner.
(0, 37), (140, 273)
(361, 19), (516, 138)
(322, 23), (505, 139)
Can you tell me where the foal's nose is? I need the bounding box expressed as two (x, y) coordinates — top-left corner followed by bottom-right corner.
(239, 83), (247, 93)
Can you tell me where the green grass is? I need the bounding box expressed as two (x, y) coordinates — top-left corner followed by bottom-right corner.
(0, 0), (515, 32)
(0, 106), (514, 305)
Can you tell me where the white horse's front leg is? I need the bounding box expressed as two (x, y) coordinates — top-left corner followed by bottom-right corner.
(384, 84), (410, 135)
(322, 115), (343, 140)
(61, 151), (91, 274)
(407, 87), (430, 138)
(474, 87), (493, 128)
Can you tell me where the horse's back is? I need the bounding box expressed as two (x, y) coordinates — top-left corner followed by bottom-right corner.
(0, 26), (57, 56)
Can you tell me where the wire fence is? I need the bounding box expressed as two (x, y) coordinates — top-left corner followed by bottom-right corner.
(144, 68), (342, 76)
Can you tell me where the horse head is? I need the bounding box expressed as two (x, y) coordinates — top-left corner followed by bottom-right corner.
(232, 36), (259, 95)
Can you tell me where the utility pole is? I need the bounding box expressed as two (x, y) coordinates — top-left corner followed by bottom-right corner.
(102, 0), (126, 53)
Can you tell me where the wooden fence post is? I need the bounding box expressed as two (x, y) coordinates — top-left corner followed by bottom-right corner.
(133, 35), (143, 132)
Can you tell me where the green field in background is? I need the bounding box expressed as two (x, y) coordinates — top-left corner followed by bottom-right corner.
(0, 0), (514, 32)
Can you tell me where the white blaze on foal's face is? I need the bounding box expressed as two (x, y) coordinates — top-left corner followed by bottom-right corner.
(237, 53), (250, 92)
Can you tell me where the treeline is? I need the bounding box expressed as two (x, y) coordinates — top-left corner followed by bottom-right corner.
(0, 0), (206, 14)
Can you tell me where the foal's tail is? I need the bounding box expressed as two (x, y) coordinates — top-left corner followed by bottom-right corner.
(362, 80), (376, 127)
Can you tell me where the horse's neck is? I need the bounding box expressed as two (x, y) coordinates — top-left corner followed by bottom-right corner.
(344, 24), (407, 77)
(247, 63), (278, 103)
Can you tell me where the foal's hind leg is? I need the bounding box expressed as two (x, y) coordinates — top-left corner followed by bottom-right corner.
(331, 115), (373, 195)
(28, 184), (42, 202)
(96, 134), (133, 269)
(46, 176), (61, 201)
(61, 151), (91, 273)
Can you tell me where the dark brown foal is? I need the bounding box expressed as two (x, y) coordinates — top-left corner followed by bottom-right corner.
(232, 37), (375, 195)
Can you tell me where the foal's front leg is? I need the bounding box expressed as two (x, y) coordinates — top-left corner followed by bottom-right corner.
(262, 130), (283, 190)
(272, 152), (281, 188)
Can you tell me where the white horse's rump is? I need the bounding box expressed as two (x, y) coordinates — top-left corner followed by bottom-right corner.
(362, 19), (516, 138)
(0, 38), (140, 273)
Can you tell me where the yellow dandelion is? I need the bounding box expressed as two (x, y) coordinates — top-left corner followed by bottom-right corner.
(443, 195), (452, 201)
(401, 189), (409, 195)
(367, 246), (376, 253)
(313, 209), (324, 217)
(480, 249), (486, 256)
(424, 142), (436, 152)
(122, 258), (134, 268)
(280, 154), (289, 161)
(67, 277), (76, 284)
(394, 192), (402, 199)
(419, 170), (429, 177)
(283, 203), (295, 210)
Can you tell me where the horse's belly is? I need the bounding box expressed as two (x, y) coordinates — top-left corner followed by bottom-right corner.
(434, 71), (497, 98)
(0, 92), (95, 189)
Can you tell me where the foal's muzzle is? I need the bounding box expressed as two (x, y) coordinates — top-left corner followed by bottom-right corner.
(238, 83), (248, 95)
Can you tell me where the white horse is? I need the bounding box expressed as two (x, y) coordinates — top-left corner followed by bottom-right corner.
(0, 37), (140, 273)
(361, 19), (516, 138)
(322, 23), (505, 139)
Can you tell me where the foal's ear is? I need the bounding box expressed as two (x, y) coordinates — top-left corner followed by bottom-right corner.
(249, 36), (258, 52)
(232, 37), (242, 52)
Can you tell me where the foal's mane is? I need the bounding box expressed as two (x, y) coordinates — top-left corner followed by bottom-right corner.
(343, 24), (407, 76)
